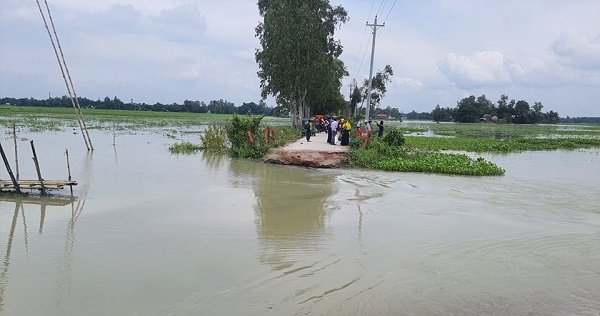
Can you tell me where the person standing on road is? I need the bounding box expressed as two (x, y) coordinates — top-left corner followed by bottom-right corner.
(330, 118), (339, 145)
(341, 119), (352, 146)
(325, 118), (332, 143)
(305, 120), (312, 142)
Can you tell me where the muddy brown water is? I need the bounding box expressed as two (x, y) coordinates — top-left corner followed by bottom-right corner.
(1, 129), (599, 315)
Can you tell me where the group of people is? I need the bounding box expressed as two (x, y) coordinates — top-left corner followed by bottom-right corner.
(305, 116), (385, 145)
(325, 117), (353, 146)
(361, 120), (385, 138)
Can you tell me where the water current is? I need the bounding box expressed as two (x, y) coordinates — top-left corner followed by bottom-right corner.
(1, 129), (599, 315)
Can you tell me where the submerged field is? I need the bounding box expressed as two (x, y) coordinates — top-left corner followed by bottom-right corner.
(0, 105), (289, 133)
(3, 105), (598, 147)
(2, 105), (599, 176)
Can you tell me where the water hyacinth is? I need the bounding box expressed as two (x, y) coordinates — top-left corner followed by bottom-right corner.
(350, 138), (505, 176)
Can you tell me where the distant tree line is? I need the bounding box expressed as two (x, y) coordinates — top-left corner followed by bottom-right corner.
(431, 94), (560, 124)
(560, 116), (600, 124)
(0, 96), (282, 116)
(404, 111), (433, 120)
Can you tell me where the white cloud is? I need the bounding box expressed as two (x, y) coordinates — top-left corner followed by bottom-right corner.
(2, 0), (600, 115)
(395, 78), (424, 91)
(552, 32), (600, 69)
(437, 51), (511, 89)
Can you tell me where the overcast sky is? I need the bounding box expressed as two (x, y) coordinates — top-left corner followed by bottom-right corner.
(1, 0), (599, 116)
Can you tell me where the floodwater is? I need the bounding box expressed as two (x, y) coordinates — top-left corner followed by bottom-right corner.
(1, 128), (599, 315)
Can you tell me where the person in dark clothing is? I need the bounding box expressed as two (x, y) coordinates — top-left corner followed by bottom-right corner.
(326, 119), (332, 144)
(376, 120), (384, 138)
(340, 119), (351, 146)
(305, 120), (312, 142)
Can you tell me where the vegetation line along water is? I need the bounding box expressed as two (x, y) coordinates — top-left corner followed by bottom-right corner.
(2, 107), (599, 176)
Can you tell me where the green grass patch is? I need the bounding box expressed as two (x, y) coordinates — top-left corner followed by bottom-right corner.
(405, 136), (600, 152)
(168, 142), (202, 154)
(350, 139), (504, 176)
(386, 121), (600, 139)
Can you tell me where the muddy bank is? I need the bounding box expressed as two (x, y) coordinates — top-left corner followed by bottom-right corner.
(263, 133), (349, 168)
(263, 148), (348, 168)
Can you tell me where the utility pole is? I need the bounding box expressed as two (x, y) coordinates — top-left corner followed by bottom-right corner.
(365, 15), (384, 120)
(348, 83), (354, 116)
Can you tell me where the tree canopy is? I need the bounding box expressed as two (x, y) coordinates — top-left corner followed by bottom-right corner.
(350, 65), (394, 118)
(430, 94), (560, 124)
(255, 0), (348, 127)
(1, 96), (275, 115)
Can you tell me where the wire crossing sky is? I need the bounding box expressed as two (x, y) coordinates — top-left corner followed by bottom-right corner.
(1, 0), (599, 116)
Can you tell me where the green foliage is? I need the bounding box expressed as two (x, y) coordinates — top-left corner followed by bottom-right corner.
(255, 0), (348, 126)
(432, 105), (454, 122)
(361, 65), (394, 112)
(433, 94), (560, 124)
(226, 115), (265, 158)
(200, 124), (228, 153)
(382, 128), (405, 146)
(224, 115), (300, 159)
(1, 96), (274, 115)
(349, 138), (504, 176)
(404, 136), (600, 152)
(169, 142), (202, 154)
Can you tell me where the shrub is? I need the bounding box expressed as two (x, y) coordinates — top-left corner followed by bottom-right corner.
(383, 128), (405, 146)
(226, 114), (263, 150)
(226, 114), (269, 158)
(200, 124), (228, 153)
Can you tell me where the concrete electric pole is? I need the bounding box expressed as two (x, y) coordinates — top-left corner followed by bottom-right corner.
(365, 15), (384, 120)
(348, 83), (354, 115)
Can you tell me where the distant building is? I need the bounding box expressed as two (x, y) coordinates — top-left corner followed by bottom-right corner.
(480, 114), (498, 123)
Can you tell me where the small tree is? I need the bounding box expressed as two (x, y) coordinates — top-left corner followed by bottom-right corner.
(360, 65), (394, 115)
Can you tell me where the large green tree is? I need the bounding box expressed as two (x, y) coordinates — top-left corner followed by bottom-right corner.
(255, 0), (348, 127)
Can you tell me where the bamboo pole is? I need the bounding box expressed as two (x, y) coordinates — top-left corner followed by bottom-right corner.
(35, 0), (92, 150)
(65, 149), (73, 196)
(65, 149), (72, 181)
(43, 0), (93, 150)
(30, 140), (48, 195)
(12, 122), (19, 180)
(0, 142), (21, 194)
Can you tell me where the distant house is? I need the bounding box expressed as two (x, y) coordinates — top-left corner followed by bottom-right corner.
(376, 113), (387, 119)
(480, 114), (498, 123)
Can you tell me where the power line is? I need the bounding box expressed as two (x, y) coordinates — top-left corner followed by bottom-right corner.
(367, 0), (377, 22)
(365, 15), (385, 120)
(383, 0), (398, 24)
(376, 0), (388, 17)
(350, 0), (377, 84)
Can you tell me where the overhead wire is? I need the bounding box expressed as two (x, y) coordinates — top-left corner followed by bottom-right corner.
(376, 0), (388, 17)
(349, 0), (378, 87)
(383, 0), (398, 24)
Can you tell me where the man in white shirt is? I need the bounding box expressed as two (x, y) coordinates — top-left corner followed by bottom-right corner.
(330, 118), (339, 145)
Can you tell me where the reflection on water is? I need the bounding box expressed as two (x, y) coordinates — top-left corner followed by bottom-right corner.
(0, 144), (91, 314)
(0, 194), (79, 312)
(256, 167), (334, 269)
(229, 160), (336, 270)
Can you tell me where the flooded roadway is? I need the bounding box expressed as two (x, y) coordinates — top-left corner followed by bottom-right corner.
(1, 130), (599, 315)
